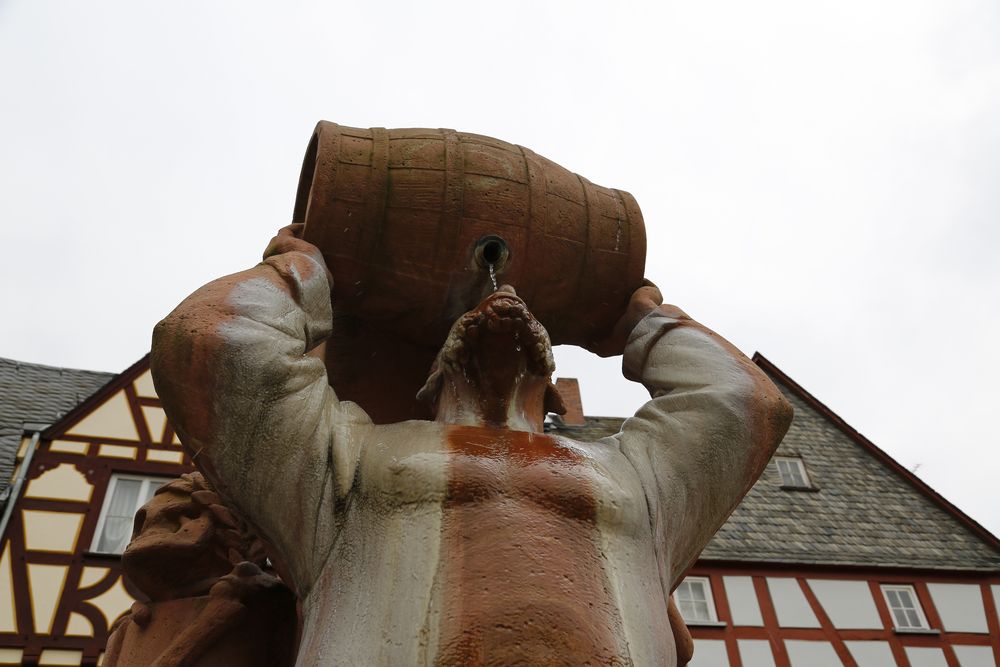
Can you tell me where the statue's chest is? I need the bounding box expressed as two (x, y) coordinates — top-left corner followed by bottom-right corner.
(444, 426), (600, 519)
(357, 423), (647, 529)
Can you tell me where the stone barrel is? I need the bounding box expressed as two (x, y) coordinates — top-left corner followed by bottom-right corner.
(293, 121), (646, 348)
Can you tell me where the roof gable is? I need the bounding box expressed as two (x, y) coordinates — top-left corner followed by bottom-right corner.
(42, 354), (168, 445)
(699, 354), (1000, 570)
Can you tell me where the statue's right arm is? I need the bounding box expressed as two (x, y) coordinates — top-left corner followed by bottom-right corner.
(594, 283), (792, 602)
(150, 226), (371, 597)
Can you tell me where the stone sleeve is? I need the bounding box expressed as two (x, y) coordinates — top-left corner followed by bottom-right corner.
(612, 305), (792, 593)
(150, 248), (371, 598)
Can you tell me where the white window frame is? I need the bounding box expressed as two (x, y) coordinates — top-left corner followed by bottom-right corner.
(774, 456), (812, 489)
(90, 474), (167, 554)
(881, 584), (931, 631)
(675, 576), (719, 624)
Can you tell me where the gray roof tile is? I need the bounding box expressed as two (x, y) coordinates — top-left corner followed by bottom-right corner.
(0, 357), (113, 493)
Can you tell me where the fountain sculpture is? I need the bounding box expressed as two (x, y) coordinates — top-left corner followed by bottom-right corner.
(121, 122), (792, 666)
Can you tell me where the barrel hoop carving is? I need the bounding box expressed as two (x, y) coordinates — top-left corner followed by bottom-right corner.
(439, 129), (464, 275)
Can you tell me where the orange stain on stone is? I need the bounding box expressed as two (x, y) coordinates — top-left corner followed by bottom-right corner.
(436, 425), (629, 666)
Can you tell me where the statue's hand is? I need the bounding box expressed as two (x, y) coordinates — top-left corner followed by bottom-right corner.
(585, 279), (664, 357)
(263, 223), (333, 289)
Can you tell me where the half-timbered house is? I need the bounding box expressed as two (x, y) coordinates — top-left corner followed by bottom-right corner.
(0, 357), (193, 666)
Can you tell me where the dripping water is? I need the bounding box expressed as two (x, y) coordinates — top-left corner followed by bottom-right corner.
(488, 262), (498, 292)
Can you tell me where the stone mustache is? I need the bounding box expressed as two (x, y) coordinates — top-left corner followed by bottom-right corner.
(137, 123), (792, 666)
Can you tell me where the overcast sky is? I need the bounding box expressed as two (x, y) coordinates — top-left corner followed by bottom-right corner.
(2, 0), (998, 536)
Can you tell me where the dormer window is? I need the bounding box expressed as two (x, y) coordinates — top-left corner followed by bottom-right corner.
(881, 585), (931, 631)
(775, 456), (812, 489)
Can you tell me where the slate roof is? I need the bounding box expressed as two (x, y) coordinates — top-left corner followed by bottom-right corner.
(548, 360), (1000, 572)
(0, 357), (114, 496)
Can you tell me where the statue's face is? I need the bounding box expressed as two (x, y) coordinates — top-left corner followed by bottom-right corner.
(418, 285), (559, 428)
(126, 486), (215, 557)
(440, 285), (554, 380)
(123, 484), (234, 600)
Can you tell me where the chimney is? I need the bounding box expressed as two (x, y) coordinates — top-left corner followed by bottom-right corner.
(552, 378), (586, 427)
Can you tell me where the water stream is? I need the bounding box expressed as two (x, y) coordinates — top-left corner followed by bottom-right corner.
(488, 262), (498, 292)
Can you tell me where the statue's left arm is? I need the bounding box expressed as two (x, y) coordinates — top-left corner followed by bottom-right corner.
(606, 291), (793, 590)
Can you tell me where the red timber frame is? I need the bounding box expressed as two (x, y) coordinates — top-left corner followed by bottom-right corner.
(685, 561), (1000, 667)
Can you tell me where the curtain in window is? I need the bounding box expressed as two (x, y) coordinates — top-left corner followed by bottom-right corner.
(96, 479), (142, 554)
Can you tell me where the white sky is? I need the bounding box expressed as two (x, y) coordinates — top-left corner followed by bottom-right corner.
(2, 1), (998, 537)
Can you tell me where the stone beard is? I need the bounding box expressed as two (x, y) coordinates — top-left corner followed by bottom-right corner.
(151, 230), (792, 666)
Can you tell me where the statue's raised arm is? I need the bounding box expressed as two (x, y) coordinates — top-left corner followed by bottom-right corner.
(604, 283), (793, 593)
(150, 224), (371, 598)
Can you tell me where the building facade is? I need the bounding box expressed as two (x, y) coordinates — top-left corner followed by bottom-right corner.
(0, 353), (998, 666)
(0, 357), (194, 666)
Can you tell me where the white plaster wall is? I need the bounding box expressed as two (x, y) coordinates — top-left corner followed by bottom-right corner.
(927, 584), (988, 633)
(952, 645), (996, 667)
(905, 647), (949, 667)
(0, 648), (23, 664)
(133, 369), (158, 398)
(737, 639), (775, 667)
(38, 649), (83, 665)
(845, 640), (896, 667)
(784, 640), (841, 667)
(22, 511), (84, 553)
(807, 579), (882, 629)
(66, 390), (139, 441)
(766, 578), (820, 628)
(724, 576), (763, 626)
(690, 639), (729, 667)
(24, 463), (92, 502)
(0, 547), (15, 633)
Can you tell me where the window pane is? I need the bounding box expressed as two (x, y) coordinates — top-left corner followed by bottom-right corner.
(106, 479), (141, 517)
(676, 582), (691, 601)
(776, 458), (808, 486)
(95, 479), (142, 554)
(883, 587), (927, 630)
(676, 579), (713, 622)
(681, 581), (706, 603)
(677, 581), (706, 604)
(96, 516), (133, 553)
(144, 480), (165, 503)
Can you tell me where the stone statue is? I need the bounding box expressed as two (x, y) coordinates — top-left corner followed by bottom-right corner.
(150, 222), (792, 666)
(104, 473), (297, 667)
